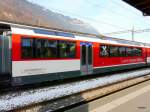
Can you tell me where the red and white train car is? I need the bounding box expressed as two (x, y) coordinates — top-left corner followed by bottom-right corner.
(0, 23), (150, 86)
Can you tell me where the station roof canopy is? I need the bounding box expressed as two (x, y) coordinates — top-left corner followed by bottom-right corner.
(123, 0), (150, 16)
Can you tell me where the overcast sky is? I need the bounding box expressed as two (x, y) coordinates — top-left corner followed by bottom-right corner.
(28, 0), (150, 43)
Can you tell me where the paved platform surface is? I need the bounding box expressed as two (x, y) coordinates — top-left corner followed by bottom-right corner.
(66, 79), (150, 112)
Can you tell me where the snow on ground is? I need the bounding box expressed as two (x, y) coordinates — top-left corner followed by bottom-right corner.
(1, 68), (150, 111)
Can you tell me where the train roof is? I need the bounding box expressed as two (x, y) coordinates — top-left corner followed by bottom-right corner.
(1, 21), (150, 48)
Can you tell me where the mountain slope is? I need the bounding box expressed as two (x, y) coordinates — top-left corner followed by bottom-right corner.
(0, 0), (99, 34)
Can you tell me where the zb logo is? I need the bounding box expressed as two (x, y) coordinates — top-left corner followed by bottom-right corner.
(101, 46), (108, 56)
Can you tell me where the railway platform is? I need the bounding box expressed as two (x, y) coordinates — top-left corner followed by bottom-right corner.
(67, 76), (150, 112)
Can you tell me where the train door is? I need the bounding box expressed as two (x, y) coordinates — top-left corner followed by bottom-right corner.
(0, 34), (11, 85)
(80, 42), (93, 75)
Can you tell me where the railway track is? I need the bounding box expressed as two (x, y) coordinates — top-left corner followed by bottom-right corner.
(1, 68), (150, 112)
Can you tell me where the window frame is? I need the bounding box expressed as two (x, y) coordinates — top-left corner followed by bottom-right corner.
(58, 40), (77, 58)
(118, 46), (126, 57)
(132, 47), (142, 56)
(21, 37), (34, 59)
(34, 39), (58, 58)
(100, 44), (143, 57)
(109, 45), (119, 57)
(21, 37), (77, 59)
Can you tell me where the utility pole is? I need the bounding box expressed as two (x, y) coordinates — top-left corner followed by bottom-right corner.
(131, 26), (134, 41)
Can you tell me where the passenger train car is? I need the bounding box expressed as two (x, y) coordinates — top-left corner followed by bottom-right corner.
(0, 22), (150, 86)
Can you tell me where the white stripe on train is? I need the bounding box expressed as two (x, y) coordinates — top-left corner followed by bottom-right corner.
(12, 60), (80, 77)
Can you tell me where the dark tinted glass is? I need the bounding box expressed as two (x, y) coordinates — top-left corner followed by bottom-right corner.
(126, 47), (132, 56)
(35, 40), (58, 58)
(109, 46), (119, 56)
(81, 45), (86, 65)
(22, 38), (33, 58)
(132, 48), (142, 56)
(100, 44), (142, 57)
(22, 38), (76, 59)
(118, 47), (126, 56)
(88, 46), (92, 65)
(34, 39), (47, 58)
(137, 48), (142, 56)
(58, 41), (76, 58)
(46, 40), (57, 58)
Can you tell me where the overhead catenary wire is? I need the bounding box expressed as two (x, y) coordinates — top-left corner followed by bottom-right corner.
(104, 28), (150, 35)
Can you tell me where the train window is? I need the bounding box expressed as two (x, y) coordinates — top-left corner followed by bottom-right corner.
(109, 46), (119, 57)
(118, 47), (126, 56)
(58, 41), (76, 58)
(100, 45), (109, 57)
(47, 40), (57, 58)
(126, 47), (132, 56)
(22, 38), (33, 58)
(132, 48), (137, 56)
(22, 38), (76, 59)
(137, 48), (142, 56)
(132, 48), (142, 56)
(34, 39), (58, 58)
(35, 39), (48, 58)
